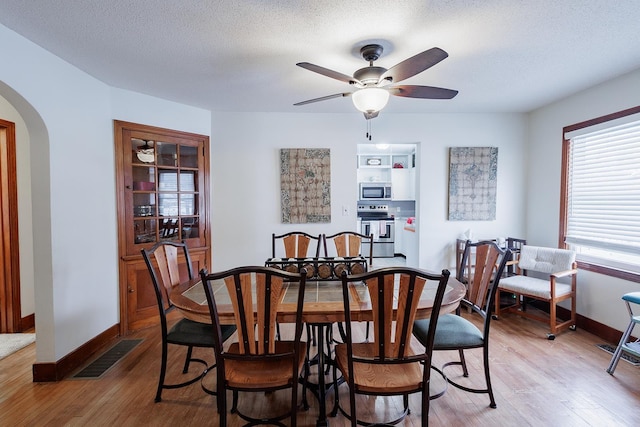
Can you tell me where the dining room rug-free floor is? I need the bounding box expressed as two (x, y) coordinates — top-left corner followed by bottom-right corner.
(0, 333), (36, 360)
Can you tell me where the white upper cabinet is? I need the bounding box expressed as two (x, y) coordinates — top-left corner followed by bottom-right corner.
(357, 145), (416, 201)
(391, 168), (415, 200)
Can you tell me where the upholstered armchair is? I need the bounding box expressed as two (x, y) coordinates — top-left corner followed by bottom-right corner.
(494, 245), (577, 340)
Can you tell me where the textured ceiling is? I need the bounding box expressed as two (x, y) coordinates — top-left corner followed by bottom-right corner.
(1, 1), (639, 115)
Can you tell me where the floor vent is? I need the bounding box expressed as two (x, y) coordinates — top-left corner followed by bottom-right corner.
(597, 343), (640, 366)
(72, 339), (142, 379)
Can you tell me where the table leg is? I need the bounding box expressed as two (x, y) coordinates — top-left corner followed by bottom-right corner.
(300, 322), (344, 426)
(315, 323), (329, 427)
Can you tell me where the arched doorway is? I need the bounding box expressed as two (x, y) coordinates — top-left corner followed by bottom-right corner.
(0, 82), (51, 349)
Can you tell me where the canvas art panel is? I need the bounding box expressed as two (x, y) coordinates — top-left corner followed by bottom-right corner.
(280, 148), (331, 224)
(448, 147), (498, 221)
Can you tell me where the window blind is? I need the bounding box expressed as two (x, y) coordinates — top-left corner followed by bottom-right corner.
(566, 119), (640, 255)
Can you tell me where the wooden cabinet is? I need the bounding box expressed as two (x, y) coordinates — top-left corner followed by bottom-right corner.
(114, 120), (211, 333)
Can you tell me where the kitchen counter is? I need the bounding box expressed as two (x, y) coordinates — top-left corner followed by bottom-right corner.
(403, 222), (418, 267)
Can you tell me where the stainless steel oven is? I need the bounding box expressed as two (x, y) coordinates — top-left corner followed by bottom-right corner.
(357, 204), (395, 257)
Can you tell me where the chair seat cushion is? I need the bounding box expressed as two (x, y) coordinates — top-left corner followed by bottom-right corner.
(167, 318), (235, 347)
(623, 292), (640, 305)
(334, 343), (423, 394)
(498, 274), (572, 300)
(224, 341), (307, 389)
(413, 314), (483, 349)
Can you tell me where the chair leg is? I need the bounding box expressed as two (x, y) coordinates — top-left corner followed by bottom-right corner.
(301, 361), (309, 410)
(422, 372), (430, 426)
(483, 345), (497, 408)
(291, 380), (298, 427)
(607, 319), (635, 375)
(155, 340), (169, 402)
(549, 299), (558, 338)
(331, 361), (340, 417)
(231, 390), (239, 413)
(458, 348), (469, 377)
(218, 386), (227, 426)
(349, 387), (357, 427)
(182, 345), (194, 373)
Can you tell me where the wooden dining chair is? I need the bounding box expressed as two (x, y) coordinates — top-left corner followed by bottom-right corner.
(271, 231), (320, 341)
(323, 231), (374, 342)
(333, 266), (451, 426)
(141, 241), (236, 402)
(413, 241), (510, 408)
(200, 266), (308, 426)
(272, 231), (322, 260)
(322, 231), (373, 268)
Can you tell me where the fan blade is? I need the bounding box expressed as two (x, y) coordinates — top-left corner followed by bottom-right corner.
(389, 85), (458, 99)
(296, 62), (361, 85)
(380, 47), (449, 84)
(294, 92), (352, 106)
(364, 111), (379, 120)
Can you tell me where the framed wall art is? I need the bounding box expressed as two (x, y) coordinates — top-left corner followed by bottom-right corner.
(448, 147), (498, 221)
(280, 148), (331, 224)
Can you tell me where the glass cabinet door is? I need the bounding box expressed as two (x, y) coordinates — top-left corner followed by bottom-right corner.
(126, 134), (206, 251)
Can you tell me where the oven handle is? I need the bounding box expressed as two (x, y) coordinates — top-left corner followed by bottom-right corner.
(361, 221), (393, 240)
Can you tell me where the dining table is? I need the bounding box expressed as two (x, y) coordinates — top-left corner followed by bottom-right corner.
(169, 271), (466, 427)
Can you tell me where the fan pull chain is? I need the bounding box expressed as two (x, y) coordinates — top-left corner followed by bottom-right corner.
(366, 119), (372, 140)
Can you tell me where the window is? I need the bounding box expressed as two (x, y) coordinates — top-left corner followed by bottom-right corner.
(561, 106), (640, 282)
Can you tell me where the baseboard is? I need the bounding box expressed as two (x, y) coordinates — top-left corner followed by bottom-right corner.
(20, 313), (35, 331)
(529, 301), (631, 343)
(32, 324), (120, 382)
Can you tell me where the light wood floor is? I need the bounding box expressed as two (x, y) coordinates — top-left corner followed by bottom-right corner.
(1, 310), (639, 426)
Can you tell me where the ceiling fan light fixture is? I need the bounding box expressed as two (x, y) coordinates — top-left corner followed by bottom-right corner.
(352, 87), (389, 113)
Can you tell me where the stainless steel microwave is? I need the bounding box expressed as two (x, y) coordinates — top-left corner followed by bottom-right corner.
(359, 183), (392, 200)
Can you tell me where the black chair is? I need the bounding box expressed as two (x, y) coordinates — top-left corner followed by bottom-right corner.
(200, 266), (308, 426)
(413, 241), (510, 408)
(141, 241), (235, 402)
(334, 266), (451, 426)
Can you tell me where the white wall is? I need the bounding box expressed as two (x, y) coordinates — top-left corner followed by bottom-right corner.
(111, 89), (211, 136)
(527, 68), (640, 332)
(1, 23), (114, 361)
(0, 23), (211, 362)
(210, 112), (527, 272)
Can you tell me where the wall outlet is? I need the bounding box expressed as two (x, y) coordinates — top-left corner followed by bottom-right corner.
(342, 205), (349, 216)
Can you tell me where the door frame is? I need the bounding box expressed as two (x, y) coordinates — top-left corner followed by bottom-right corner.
(0, 118), (22, 333)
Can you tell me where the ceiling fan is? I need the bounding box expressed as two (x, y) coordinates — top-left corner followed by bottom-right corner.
(294, 43), (458, 119)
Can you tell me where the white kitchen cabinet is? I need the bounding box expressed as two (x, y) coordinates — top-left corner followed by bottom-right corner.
(357, 154), (391, 184)
(391, 169), (415, 200)
(358, 154), (391, 168)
